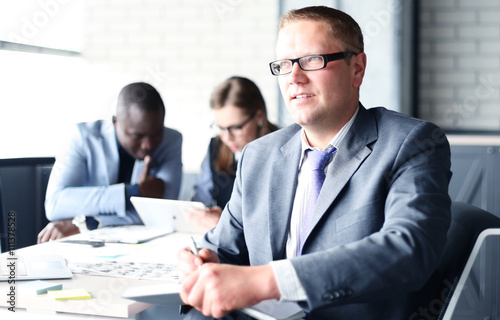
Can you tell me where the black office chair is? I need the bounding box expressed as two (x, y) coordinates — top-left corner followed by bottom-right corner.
(411, 201), (500, 319)
(0, 157), (55, 251)
(0, 176), (6, 252)
(441, 227), (500, 319)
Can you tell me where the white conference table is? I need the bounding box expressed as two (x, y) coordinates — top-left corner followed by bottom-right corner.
(0, 232), (198, 319)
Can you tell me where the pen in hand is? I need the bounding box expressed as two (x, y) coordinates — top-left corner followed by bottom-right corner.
(190, 236), (200, 257)
(189, 235), (205, 268)
(178, 236), (201, 314)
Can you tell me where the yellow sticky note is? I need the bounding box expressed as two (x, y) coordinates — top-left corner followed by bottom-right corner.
(48, 288), (91, 300)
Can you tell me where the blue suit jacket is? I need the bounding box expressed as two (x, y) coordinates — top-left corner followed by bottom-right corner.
(45, 119), (183, 226)
(202, 106), (452, 319)
(192, 137), (236, 208)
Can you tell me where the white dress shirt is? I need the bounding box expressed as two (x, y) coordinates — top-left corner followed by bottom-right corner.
(270, 107), (359, 301)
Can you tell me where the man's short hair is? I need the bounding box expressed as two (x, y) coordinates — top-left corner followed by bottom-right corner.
(279, 6), (364, 54)
(116, 82), (165, 117)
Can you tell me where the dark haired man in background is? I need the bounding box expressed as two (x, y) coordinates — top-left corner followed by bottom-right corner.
(38, 82), (182, 242)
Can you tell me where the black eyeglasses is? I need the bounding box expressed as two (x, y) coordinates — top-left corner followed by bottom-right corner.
(269, 51), (356, 76)
(211, 112), (256, 137)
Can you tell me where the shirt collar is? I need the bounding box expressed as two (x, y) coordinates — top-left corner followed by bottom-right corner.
(298, 105), (359, 168)
(234, 151), (242, 163)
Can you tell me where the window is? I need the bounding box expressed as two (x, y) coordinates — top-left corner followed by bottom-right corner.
(0, 0), (83, 51)
(0, 0), (97, 158)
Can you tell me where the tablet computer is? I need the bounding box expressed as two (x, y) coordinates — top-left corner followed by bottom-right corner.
(130, 197), (205, 234)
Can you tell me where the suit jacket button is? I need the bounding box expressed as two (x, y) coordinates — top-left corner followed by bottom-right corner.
(322, 292), (335, 301)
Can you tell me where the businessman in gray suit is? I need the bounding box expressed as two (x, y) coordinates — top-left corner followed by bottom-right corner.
(177, 6), (452, 319)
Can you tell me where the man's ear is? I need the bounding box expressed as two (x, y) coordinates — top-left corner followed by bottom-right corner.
(112, 115), (117, 124)
(352, 52), (367, 88)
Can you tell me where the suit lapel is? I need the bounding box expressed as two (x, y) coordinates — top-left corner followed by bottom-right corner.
(307, 106), (377, 239)
(268, 127), (302, 260)
(101, 120), (120, 184)
(101, 119), (145, 184)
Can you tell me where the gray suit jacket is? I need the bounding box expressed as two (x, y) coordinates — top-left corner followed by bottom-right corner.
(202, 106), (452, 319)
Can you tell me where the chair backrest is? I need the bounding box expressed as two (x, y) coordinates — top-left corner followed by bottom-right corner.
(441, 228), (500, 319)
(437, 202), (500, 318)
(0, 176), (5, 252)
(178, 172), (199, 201)
(408, 201), (500, 319)
(0, 157), (55, 252)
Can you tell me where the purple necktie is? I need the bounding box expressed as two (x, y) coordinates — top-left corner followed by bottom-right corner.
(297, 147), (337, 256)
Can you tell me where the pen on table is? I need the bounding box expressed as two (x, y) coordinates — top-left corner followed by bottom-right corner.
(62, 239), (105, 248)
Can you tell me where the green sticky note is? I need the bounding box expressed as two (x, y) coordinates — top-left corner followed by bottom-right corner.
(19, 280), (63, 295)
(48, 288), (91, 300)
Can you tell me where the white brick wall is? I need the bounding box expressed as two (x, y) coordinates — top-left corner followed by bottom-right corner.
(339, 0), (401, 112)
(419, 0), (500, 131)
(82, 0), (279, 171)
(5, 1), (497, 161)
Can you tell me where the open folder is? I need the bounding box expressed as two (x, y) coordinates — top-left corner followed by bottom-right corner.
(241, 300), (305, 320)
(122, 283), (305, 320)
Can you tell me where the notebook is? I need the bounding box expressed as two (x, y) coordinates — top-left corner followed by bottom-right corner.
(77, 198), (205, 244)
(122, 283), (183, 305)
(0, 254), (73, 281)
(241, 300), (305, 320)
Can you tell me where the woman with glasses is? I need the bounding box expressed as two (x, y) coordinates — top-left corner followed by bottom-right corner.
(189, 76), (278, 231)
